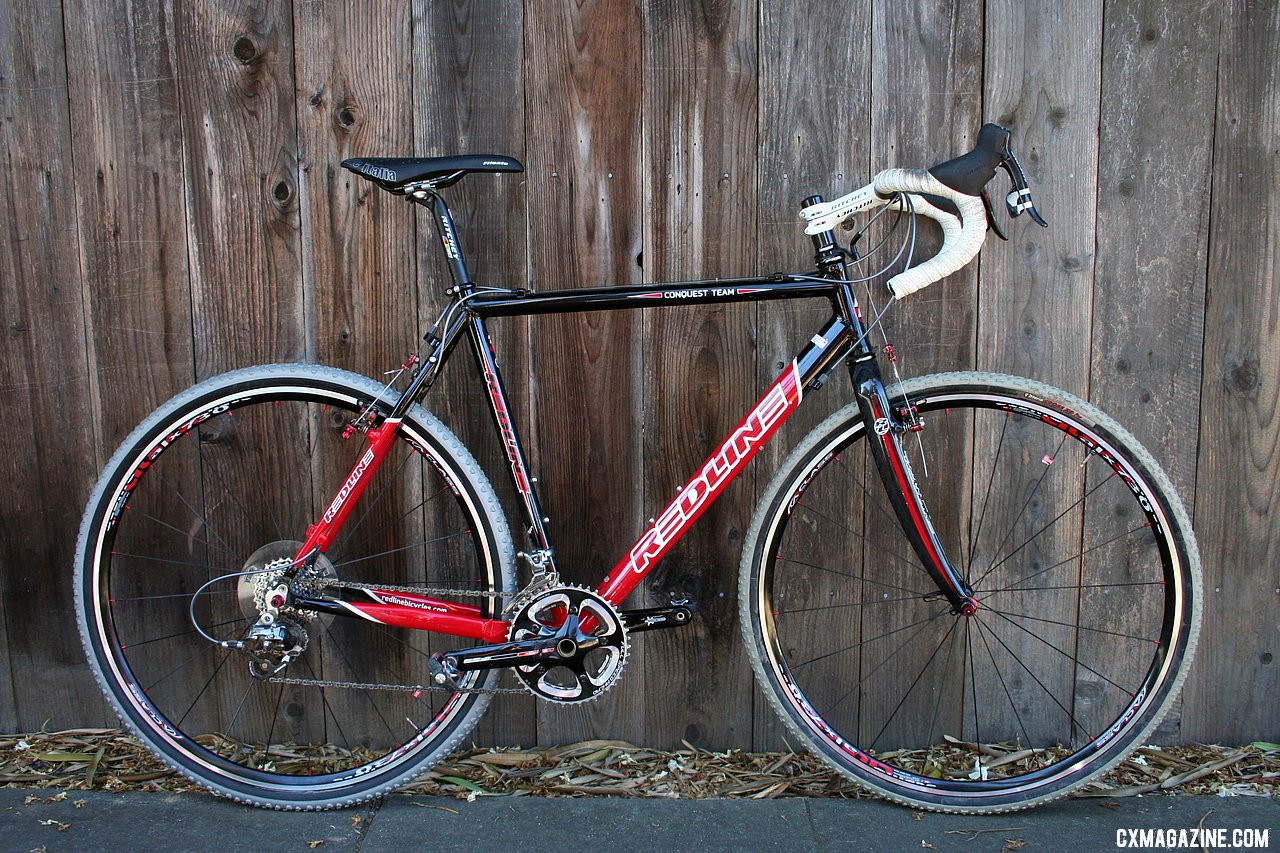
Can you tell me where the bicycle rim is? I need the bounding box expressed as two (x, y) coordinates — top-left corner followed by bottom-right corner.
(76, 366), (512, 807)
(744, 373), (1198, 811)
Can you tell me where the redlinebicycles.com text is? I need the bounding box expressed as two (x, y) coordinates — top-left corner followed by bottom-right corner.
(1116, 827), (1270, 849)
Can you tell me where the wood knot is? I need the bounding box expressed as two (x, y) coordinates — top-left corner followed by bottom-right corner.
(233, 35), (260, 65)
(1226, 358), (1260, 395)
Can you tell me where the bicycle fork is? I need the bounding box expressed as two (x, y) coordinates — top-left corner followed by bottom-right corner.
(849, 352), (978, 616)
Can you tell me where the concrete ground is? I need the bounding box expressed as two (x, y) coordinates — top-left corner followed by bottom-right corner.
(0, 788), (1276, 853)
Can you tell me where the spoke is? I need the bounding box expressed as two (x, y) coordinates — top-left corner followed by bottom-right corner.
(984, 580), (1161, 596)
(121, 617), (246, 650)
(200, 437), (290, 546)
(801, 451), (936, 573)
(297, 648), (353, 754)
(152, 470), (243, 565)
(833, 452), (917, 535)
(113, 590), (237, 603)
(971, 618), (1036, 752)
(968, 411), (1011, 574)
(965, 620), (980, 747)
(108, 551), (240, 575)
(331, 450), (428, 556)
(320, 625), (402, 743)
(816, 604), (953, 719)
(176, 639), (241, 730)
(926, 613), (966, 750)
(329, 529), (474, 571)
(789, 606), (951, 672)
(263, 679), (285, 759)
(986, 607), (1155, 644)
(788, 502), (921, 573)
(976, 615), (1090, 744)
(974, 468), (1113, 589)
(971, 434), (1068, 588)
(143, 638), (222, 694)
(778, 594), (926, 615)
(977, 522), (1152, 597)
(776, 555), (930, 598)
(985, 608), (1138, 699)
(123, 506), (243, 567)
(869, 617), (960, 751)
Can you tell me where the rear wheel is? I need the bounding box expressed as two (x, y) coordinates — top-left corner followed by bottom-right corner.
(75, 364), (514, 809)
(740, 372), (1199, 812)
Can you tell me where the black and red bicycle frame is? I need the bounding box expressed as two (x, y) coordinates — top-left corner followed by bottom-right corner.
(288, 190), (977, 650)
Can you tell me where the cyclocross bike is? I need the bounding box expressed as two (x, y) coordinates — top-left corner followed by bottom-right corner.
(75, 123), (1201, 813)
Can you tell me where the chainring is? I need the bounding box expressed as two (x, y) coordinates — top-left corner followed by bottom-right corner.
(508, 585), (628, 703)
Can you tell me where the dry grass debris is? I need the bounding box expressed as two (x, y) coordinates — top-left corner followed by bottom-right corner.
(2, 730), (1275, 801)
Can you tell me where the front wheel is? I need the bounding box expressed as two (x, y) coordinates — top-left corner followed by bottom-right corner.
(740, 372), (1200, 813)
(75, 364), (515, 809)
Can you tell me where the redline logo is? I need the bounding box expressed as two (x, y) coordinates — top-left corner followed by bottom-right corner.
(484, 367), (532, 496)
(627, 365), (801, 574)
(323, 447), (376, 524)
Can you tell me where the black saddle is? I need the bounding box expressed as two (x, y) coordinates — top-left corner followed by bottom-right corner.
(341, 155), (523, 191)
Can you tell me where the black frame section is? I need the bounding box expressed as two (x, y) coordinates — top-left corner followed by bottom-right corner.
(381, 186), (973, 612)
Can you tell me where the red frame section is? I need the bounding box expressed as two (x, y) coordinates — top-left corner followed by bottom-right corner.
(309, 363), (804, 640)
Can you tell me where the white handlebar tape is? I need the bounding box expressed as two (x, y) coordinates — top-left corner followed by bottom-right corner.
(871, 168), (987, 298)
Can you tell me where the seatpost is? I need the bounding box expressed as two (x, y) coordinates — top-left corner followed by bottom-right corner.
(420, 191), (473, 293)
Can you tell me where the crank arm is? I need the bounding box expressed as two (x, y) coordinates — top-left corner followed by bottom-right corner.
(436, 634), (584, 675)
(620, 604), (694, 633)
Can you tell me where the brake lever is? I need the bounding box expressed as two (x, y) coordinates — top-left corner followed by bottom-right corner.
(997, 148), (1048, 227)
(980, 190), (1008, 241)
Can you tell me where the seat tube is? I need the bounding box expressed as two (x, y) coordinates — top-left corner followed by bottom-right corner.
(468, 315), (555, 558)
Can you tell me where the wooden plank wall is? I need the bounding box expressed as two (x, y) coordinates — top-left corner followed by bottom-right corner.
(0, 1), (1275, 747)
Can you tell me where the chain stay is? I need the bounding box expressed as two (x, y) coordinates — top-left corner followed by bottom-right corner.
(282, 579), (521, 693)
(267, 674), (525, 695)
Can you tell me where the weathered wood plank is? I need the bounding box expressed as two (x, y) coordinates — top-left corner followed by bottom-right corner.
(523, 0), (647, 746)
(165, 0), (304, 742)
(1087, 0), (1220, 743)
(638, 0), (758, 750)
(751, 2), (873, 751)
(64, 0), (193, 449)
(874, 0), (983, 378)
(172, 0), (304, 374)
(412, 0), (536, 749)
(857, 0), (984, 753)
(295, 2), (416, 373)
(976, 0), (1103, 750)
(1184, 0), (1280, 744)
(0, 0), (105, 729)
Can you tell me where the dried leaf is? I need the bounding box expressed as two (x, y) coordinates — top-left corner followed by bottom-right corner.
(439, 775), (488, 793)
(33, 752), (96, 763)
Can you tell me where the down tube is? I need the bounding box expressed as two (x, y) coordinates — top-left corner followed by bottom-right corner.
(595, 364), (799, 605)
(597, 317), (851, 606)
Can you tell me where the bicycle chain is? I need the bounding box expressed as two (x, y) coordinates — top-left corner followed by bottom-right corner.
(267, 674), (527, 695)
(311, 577), (513, 599)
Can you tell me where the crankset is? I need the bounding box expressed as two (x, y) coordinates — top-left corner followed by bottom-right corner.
(431, 585), (629, 703)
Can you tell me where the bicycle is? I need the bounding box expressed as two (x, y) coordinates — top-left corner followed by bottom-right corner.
(74, 123), (1200, 813)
